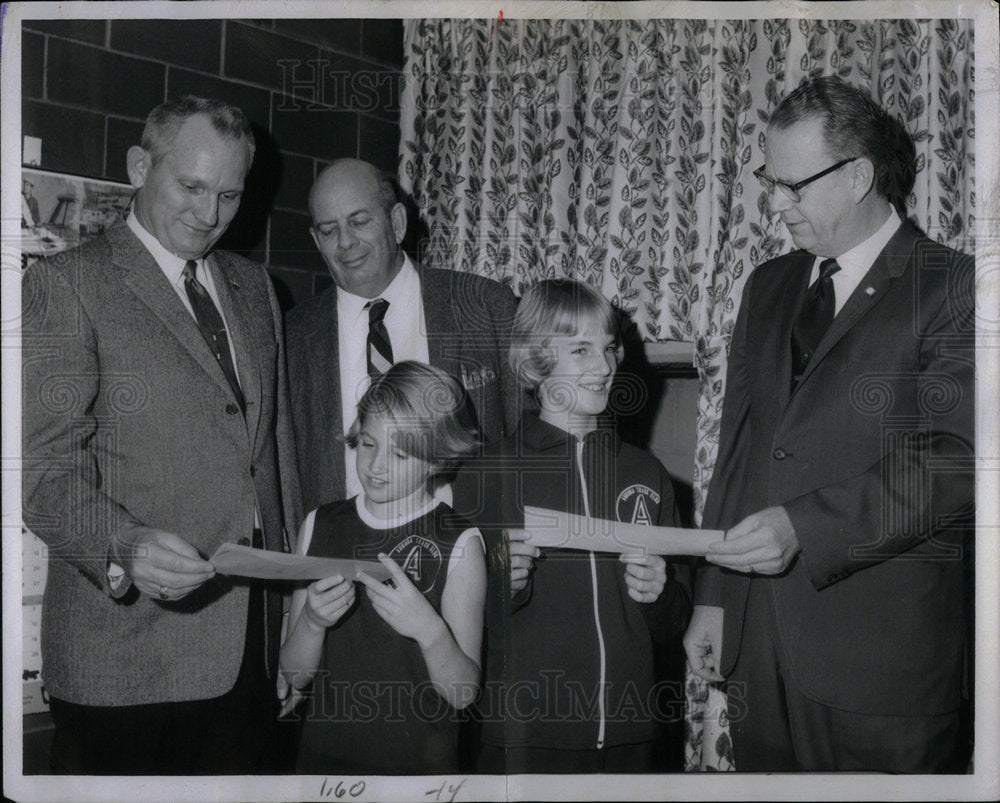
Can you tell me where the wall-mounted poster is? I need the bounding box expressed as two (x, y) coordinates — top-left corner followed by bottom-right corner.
(19, 167), (134, 268)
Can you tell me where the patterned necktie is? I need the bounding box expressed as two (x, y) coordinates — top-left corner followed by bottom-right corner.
(183, 260), (246, 415)
(365, 298), (394, 378)
(790, 258), (841, 390)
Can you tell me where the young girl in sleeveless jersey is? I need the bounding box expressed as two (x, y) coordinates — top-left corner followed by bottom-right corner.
(280, 361), (486, 774)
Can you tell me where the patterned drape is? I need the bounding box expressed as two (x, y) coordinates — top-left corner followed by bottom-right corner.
(399, 17), (975, 524)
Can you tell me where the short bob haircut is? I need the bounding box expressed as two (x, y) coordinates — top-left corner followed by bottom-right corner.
(346, 361), (480, 474)
(509, 279), (621, 392)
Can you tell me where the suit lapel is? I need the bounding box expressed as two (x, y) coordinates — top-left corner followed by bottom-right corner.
(795, 222), (919, 389)
(421, 267), (459, 376)
(211, 253), (262, 439)
(109, 221), (237, 404)
(312, 288), (346, 497)
(313, 286), (344, 429)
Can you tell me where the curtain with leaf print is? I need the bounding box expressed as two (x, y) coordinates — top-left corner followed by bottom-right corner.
(400, 20), (974, 771)
(399, 17), (974, 530)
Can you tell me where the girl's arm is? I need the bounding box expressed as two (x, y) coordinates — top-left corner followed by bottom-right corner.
(432, 529), (487, 708)
(358, 531), (486, 709)
(279, 511), (355, 704)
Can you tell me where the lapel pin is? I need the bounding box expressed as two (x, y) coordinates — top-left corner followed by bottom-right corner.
(865, 286), (875, 296)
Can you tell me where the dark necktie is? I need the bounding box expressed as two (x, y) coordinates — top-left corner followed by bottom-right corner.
(183, 260), (246, 415)
(365, 298), (393, 378)
(790, 258), (841, 390)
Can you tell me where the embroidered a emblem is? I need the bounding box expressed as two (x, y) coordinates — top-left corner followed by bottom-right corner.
(616, 484), (660, 526)
(387, 535), (442, 593)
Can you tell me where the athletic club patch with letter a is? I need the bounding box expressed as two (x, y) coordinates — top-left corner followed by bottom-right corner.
(387, 535), (443, 593)
(616, 484), (660, 526)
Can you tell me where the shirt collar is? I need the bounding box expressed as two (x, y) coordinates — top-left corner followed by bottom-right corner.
(353, 491), (441, 530)
(337, 253), (418, 322)
(519, 411), (621, 454)
(830, 205), (901, 279)
(126, 210), (198, 285)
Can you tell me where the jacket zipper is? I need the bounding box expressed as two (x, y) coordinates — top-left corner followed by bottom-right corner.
(576, 438), (606, 750)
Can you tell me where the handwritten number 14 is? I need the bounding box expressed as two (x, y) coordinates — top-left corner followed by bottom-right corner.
(426, 778), (467, 802)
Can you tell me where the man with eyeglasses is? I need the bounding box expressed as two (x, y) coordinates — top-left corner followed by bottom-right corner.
(684, 76), (973, 772)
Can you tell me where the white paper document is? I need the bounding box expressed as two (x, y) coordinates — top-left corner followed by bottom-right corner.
(522, 506), (723, 556)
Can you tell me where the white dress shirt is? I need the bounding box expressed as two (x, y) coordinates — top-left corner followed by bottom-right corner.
(810, 205), (901, 316)
(338, 255), (430, 497)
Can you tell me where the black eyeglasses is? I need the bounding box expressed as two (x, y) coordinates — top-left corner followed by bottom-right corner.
(753, 157), (859, 203)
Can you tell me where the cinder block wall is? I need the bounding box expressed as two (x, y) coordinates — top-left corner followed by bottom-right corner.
(20, 16), (699, 490)
(21, 18), (404, 309)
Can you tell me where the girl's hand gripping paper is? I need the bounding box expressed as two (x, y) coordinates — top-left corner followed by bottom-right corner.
(302, 574), (356, 631)
(357, 554), (445, 647)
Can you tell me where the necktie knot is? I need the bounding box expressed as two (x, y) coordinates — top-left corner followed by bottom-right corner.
(182, 259), (198, 282)
(366, 298), (390, 324)
(818, 258), (841, 283)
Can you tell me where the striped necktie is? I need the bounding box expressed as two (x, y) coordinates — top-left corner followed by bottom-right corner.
(183, 260), (246, 415)
(790, 257), (841, 390)
(365, 298), (393, 378)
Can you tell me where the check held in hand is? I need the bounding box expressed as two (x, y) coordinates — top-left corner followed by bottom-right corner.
(522, 506), (722, 555)
(210, 542), (392, 583)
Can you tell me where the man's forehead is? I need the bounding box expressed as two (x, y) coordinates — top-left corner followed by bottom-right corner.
(172, 114), (234, 149)
(766, 117), (826, 146)
(158, 121), (249, 169)
(765, 119), (830, 164)
(159, 137), (248, 182)
(311, 167), (381, 218)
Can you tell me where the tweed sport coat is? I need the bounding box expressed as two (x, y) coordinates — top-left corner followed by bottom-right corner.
(22, 219), (301, 706)
(286, 266), (521, 512)
(695, 220), (974, 716)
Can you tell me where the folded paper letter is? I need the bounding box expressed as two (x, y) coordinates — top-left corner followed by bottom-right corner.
(210, 542), (392, 582)
(522, 506), (723, 555)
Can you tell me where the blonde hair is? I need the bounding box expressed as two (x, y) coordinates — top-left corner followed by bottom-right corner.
(509, 279), (621, 392)
(347, 361), (480, 474)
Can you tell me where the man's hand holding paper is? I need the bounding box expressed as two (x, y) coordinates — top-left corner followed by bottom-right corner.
(703, 506), (800, 575)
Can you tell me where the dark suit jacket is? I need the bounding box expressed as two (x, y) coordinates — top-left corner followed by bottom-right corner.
(286, 266), (520, 512)
(696, 220), (974, 716)
(22, 219), (301, 706)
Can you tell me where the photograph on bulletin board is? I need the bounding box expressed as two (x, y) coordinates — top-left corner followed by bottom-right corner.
(19, 168), (134, 269)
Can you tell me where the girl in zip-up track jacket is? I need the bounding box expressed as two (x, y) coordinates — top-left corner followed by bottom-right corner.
(453, 279), (692, 773)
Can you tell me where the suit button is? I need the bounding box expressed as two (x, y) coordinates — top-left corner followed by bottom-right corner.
(238, 537), (251, 547)
(225, 403), (238, 415)
(249, 465), (256, 477)
(773, 448), (787, 460)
